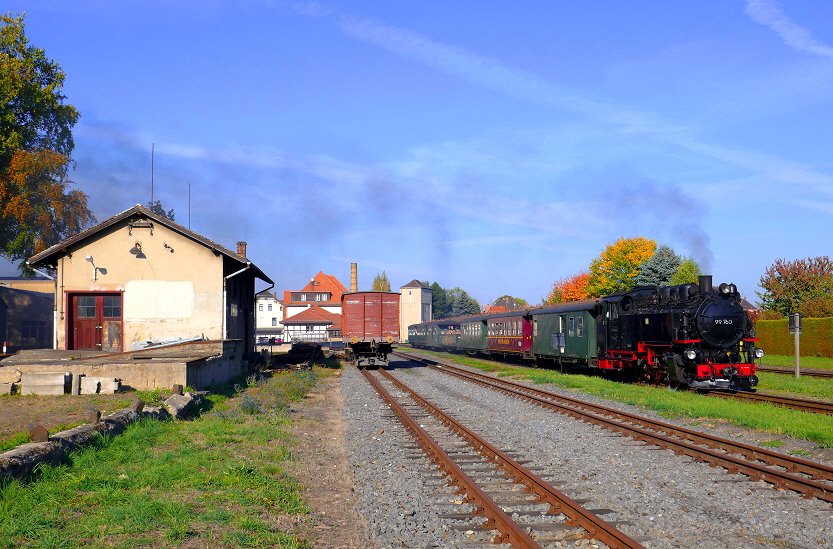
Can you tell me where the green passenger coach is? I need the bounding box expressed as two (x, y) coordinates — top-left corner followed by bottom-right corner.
(530, 300), (600, 368)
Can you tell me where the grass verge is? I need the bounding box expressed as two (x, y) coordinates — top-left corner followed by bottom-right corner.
(762, 354), (833, 370)
(415, 351), (833, 448)
(0, 369), (320, 549)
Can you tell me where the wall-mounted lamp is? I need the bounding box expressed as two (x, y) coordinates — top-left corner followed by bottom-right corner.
(86, 255), (99, 281)
(129, 242), (142, 255)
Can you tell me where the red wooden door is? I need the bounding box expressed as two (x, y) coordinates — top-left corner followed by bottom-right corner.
(70, 294), (122, 352)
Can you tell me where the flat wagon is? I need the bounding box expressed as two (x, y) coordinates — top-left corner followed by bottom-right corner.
(341, 291), (400, 368)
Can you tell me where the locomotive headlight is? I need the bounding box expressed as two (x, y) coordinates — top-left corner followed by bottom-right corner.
(684, 349), (697, 360)
(754, 348), (765, 359)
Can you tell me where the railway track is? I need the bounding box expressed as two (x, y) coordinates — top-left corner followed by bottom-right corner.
(392, 351), (833, 504)
(361, 367), (649, 549)
(758, 365), (833, 379)
(709, 390), (833, 415)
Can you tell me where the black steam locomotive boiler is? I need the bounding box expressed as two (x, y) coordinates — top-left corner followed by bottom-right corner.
(598, 275), (763, 390)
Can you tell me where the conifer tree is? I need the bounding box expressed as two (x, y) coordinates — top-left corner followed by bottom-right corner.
(634, 245), (681, 287)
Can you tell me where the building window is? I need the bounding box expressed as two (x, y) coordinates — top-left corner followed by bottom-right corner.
(305, 325), (314, 332)
(268, 304), (272, 311)
(259, 303), (263, 311)
(22, 320), (46, 341)
(272, 318), (277, 326)
(103, 296), (121, 318)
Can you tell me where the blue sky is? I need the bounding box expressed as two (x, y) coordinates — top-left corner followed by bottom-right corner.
(5, 1), (832, 305)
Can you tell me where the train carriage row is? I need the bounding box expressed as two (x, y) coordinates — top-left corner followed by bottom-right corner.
(408, 275), (765, 391)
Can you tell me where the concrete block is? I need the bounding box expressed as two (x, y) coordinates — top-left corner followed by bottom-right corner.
(79, 377), (120, 395)
(80, 377), (100, 395)
(21, 372), (69, 385)
(172, 384), (183, 396)
(20, 373), (68, 396)
(0, 367), (21, 384)
(0, 383), (13, 395)
(26, 424), (48, 442)
(130, 398), (145, 413)
(71, 374), (81, 395)
(164, 393), (194, 419)
(20, 384), (66, 396)
(86, 409), (101, 424)
(99, 378), (120, 394)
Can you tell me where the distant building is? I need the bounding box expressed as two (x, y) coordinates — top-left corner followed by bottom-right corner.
(283, 271), (346, 319)
(0, 286), (54, 352)
(255, 290), (283, 344)
(399, 280), (432, 342)
(282, 305), (342, 343)
(0, 276), (54, 294)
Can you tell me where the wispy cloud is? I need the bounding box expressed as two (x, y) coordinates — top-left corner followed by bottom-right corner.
(745, 0), (833, 59)
(336, 15), (833, 191)
(792, 199), (833, 215)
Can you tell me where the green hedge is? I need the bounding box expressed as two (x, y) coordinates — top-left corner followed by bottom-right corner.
(756, 318), (833, 357)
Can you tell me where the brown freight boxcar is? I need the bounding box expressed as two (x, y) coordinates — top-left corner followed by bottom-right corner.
(341, 291), (400, 368)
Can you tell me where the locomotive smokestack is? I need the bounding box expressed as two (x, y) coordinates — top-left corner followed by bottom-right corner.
(699, 275), (713, 295)
(351, 263), (358, 292)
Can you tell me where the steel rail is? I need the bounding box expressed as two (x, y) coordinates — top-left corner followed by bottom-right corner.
(392, 351), (833, 503)
(709, 390), (833, 415)
(375, 368), (648, 549)
(360, 369), (542, 549)
(758, 366), (833, 379)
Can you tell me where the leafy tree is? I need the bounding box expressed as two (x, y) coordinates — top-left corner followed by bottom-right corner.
(669, 257), (702, 285)
(797, 295), (833, 318)
(0, 13), (93, 272)
(493, 295), (528, 309)
(448, 286), (480, 317)
(633, 245), (681, 287)
(587, 237), (656, 296)
(757, 256), (833, 317)
(429, 282), (479, 318)
(371, 270), (391, 291)
(544, 272), (590, 304)
(146, 199), (175, 221)
(430, 282), (451, 319)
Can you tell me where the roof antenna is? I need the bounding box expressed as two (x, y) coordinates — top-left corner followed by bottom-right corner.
(151, 143), (155, 204)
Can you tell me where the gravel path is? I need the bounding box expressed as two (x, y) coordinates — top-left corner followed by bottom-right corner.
(342, 359), (833, 549)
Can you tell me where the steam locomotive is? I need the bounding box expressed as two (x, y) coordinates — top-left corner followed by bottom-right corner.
(408, 275), (762, 390)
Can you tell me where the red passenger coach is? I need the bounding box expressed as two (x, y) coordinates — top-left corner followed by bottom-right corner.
(341, 291), (400, 368)
(486, 313), (532, 356)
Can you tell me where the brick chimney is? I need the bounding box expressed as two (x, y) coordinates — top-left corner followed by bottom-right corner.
(236, 241), (247, 258)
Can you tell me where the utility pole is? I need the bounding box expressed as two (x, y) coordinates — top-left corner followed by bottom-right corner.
(789, 313), (802, 378)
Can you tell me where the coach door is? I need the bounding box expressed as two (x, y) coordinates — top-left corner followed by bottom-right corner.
(69, 293), (123, 352)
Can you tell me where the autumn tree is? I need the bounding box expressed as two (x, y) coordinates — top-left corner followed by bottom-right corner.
(544, 272), (590, 304)
(586, 237), (656, 296)
(669, 257), (702, 285)
(0, 13), (94, 272)
(757, 256), (833, 317)
(633, 245), (681, 287)
(371, 270), (391, 291)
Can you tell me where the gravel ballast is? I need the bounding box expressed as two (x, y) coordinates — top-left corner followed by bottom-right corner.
(342, 359), (833, 549)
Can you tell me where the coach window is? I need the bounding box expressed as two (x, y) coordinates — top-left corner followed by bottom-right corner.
(533, 318), (538, 337)
(568, 317), (575, 337)
(577, 317), (584, 337)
